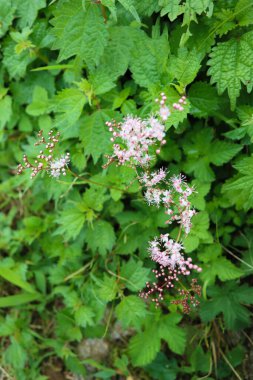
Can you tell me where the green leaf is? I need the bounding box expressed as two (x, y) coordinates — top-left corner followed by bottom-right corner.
(80, 110), (112, 163)
(74, 305), (95, 328)
(55, 206), (86, 241)
(159, 314), (186, 355)
(188, 81), (219, 118)
(169, 47), (202, 86)
(128, 325), (161, 366)
(86, 220), (116, 256)
(0, 267), (36, 293)
(0, 292), (41, 308)
(208, 31), (253, 109)
(118, 0), (140, 21)
(16, 0), (46, 28)
(97, 275), (118, 301)
(3, 39), (33, 79)
(51, 1), (108, 65)
(121, 259), (150, 291)
(26, 86), (49, 116)
(184, 211), (212, 253)
(115, 295), (146, 327)
(200, 282), (253, 330)
(0, 0), (16, 37)
(159, 0), (183, 21)
(52, 87), (86, 130)
(198, 244), (243, 284)
(0, 95), (12, 134)
(222, 156), (253, 210)
(4, 338), (27, 369)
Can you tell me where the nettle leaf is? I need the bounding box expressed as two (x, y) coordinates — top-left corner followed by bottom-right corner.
(52, 88), (87, 131)
(200, 282), (253, 330)
(93, 26), (134, 83)
(121, 259), (150, 291)
(169, 47), (202, 86)
(222, 155), (253, 210)
(55, 206), (86, 241)
(0, 0), (16, 37)
(208, 31), (253, 109)
(188, 81), (219, 118)
(80, 109), (113, 163)
(158, 314), (186, 355)
(16, 0), (46, 28)
(115, 295), (146, 328)
(51, 0), (108, 65)
(198, 244), (243, 284)
(118, 0), (140, 21)
(129, 29), (167, 87)
(128, 325), (161, 366)
(86, 220), (116, 256)
(3, 39), (33, 79)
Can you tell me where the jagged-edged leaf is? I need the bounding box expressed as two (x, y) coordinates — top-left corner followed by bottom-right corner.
(16, 0), (46, 28)
(86, 220), (116, 256)
(208, 31), (253, 109)
(121, 259), (150, 291)
(118, 0), (140, 21)
(128, 326), (161, 366)
(200, 282), (253, 330)
(51, 1), (108, 65)
(158, 314), (186, 355)
(55, 207), (86, 241)
(3, 39), (33, 79)
(80, 109), (113, 163)
(52, 88), (86, 130)
(115, 296), (146, 328)
(169, 47), (202, 86)
(0, 0), (16, 37)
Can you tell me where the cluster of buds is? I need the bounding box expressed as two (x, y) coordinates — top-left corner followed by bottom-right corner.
(17, 130), (70, 179)
(173, 95), (187, 111)
(171, 279), (201, 314)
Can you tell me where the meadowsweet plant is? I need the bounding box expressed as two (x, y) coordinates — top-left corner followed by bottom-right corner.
(105, 93), (202, 311)
(17, 130), (70, 179)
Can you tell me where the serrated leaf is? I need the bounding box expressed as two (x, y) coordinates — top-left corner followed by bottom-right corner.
(74, 305), (95, 328)
(158, 314), (186, 355)
(16, 0), (46, 28)
(52, 88), (86, 130)
(86, 220), (116, 256)
(200, 282), (253, 330)
(0, 0), (16, 37)
(169, 47), (202, 86)
(51, 1), (108, 65)
(121, 259), (150, 291)
(97, 275), (118, 301)
(3, 39), (33, 79)
(128, 326), (161, 366)
(80, 110), (112, 163)
(208, 31), (253, 109)
(115, 295), (146, 328)
(55, 207), (86, 241)
(118, 0), (140, 21)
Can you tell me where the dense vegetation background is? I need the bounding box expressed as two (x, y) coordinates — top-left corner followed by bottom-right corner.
(1, 0), (253, 379)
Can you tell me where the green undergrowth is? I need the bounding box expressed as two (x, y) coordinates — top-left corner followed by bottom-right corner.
(0, 0), (253, 379)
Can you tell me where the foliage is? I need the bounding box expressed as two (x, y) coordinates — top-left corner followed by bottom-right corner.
(0, 0), (253, 379)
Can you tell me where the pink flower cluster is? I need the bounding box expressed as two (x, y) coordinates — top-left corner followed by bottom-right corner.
(104, 93), (202, 312)
(140, 171), (196, 234)
(106, 116), (166, 166)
